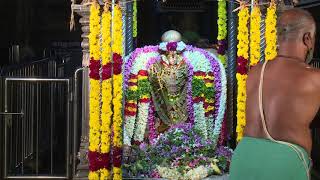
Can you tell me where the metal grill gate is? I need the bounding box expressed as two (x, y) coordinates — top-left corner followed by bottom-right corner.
(2, 78), (71, 179)
(0, 56), (81, 179)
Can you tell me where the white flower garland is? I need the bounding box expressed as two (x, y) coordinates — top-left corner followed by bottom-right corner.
(133, 102), (151, 142)
(193, 102), (208, 139)
(183, 50), (212, 140)
(123, 116), (136, 146)
(124, 51), (159, 145)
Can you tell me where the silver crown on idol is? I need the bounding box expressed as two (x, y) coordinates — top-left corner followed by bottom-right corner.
(161, 30), (182, 42)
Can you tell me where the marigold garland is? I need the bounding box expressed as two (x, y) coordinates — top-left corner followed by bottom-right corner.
(100, 4), (113, 179)
(250, 4), (261, 67)
(88, 1), (101, 179)
(265, 1), (277, 61)
(133, 0), (138, 38)
(217, 0), (227, 67)
(112, 3), (124, 180)
(236, 6), (249, 142)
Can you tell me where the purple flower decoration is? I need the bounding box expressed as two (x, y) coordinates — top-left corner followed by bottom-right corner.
(166, 42), (178, 51)
(139, 142), (148, 152)
(148, 101), (158, 145)
(217, 40), (227, 55)
(215, 146), (233, 159)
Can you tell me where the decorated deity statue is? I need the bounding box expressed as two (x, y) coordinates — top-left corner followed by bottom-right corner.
(123, 30), (227, 148)
(149, 31), (189, 130)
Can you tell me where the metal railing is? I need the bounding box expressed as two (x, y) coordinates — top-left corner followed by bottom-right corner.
(3, 78), (71, 179)
(0, 55), (82, 179)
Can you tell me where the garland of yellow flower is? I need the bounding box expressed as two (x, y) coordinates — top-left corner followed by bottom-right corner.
(133, 0), (138, 38)
(88, 1), (101, 179)
(250, 4), (261, 66)
(217, 0), (227, 67)
(236, 6), (249, 142)
(111, 3), (124, 180)
(265, 1), (277, 61)
(100, 3), (112, 179)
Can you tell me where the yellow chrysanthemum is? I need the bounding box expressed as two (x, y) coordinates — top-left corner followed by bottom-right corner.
(89, 3), (101, 60)
(100, 168), (111, 180)
(89, 171), (100, 180)
(250, 6), (261, 66)
(236, 7), (249, 142)
(133, 0), (138, 38)
(112, 4), (124, 56)
(101, 8), (112, 65)
(265, 3), (277, 61)
(113, 167), (122, 180)
(111, 5), (124, 175)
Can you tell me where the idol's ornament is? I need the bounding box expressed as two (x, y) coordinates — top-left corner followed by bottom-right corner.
(123, 30), (231, 179)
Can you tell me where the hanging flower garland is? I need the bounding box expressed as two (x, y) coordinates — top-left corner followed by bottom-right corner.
(133, 69), (152, 144)
(100, 3), (112, 179)
(236, 6), (249, 142)
(197, 48), (227, 145)
(265, 0), (277, 61)
(217, 0), (227, 67)
(123, 49), (159, 147)
(88, 1), (101, 179)
(250, 3), (261, 67)
(133, 0), (138, 38)
(112, 3), (124, 180)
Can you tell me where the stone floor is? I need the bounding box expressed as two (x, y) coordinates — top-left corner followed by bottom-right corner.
(204, 174), (229, 180)
(123, 174), (229, 180)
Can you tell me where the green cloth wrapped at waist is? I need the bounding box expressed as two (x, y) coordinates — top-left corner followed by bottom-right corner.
(230, 137), (311, 180)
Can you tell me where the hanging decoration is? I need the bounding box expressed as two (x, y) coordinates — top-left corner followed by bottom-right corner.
(88, 1), (102, 179)
(112, 2), (124, 180)
(236, 5), (249, 142)
(100, 2), (113, 179)
(250, 2), (261, 67)
(133, 0), (138, 38)
(217, 0), (228, 145)
(265, 0), (277, 61)
(217, 0), (227, 67)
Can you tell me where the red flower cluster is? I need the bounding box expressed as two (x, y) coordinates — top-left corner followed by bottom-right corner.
(102, 63), (112, 80)
(113, 53), (123, 75)
(194, 71), (206, 77)
(88, 151), (111, 171)
(218, 112), (228, 146)
(217, 40), (227, 55)
(138, 70), (148, 76)
(124, 102), (137, 116)
(204, 102), (215, 117)
(166, 42), (178, 51)
(193, 97), (205, 103)
(89, 58), (101, 80)
(237, 56), (249, 75)
(113, 147), (122, 168)
(133, 140), (142, 146)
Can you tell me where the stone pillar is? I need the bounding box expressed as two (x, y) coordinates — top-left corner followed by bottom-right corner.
(72, 3), (90, 179)
(124, 1), (134, 55)
(227, 0), (238, 147)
